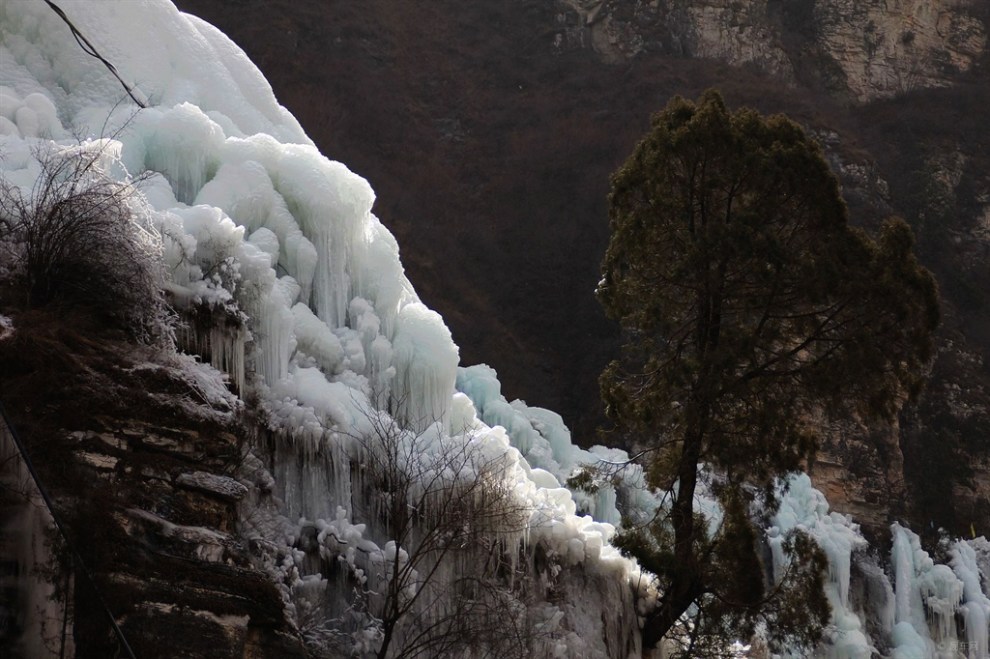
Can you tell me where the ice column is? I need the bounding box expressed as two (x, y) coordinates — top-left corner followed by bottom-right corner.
(390, 303), (459, 433)
(145, 103), (224, 204)
(950, 540), (990, 659)
(275, 144), (374, 328)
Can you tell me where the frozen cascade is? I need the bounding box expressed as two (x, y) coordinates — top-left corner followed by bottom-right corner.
(272, 419), (649, 657)
(391, 303), (459, 432)
(457, 364), (580, 476)
(766, 474), (873, 658)
(348, 218), (415, 341)
(4, 1), (988, 657)
(458, 363), (667, 528)
(197, 161), (280, 233)
(142, 103), (224, 204)
(890, 524), (965, 658)
(349, 297), (396, 399)
(950, 540), (990, 658)
(270, 434), (352, 522)
(275, 144), (374, 327)
(762, 477), (988, 658)
(178, 321), (247, 395)
(893, 527), (921, 629)
(195, 154), (319, 304)
(927, 565), (964, 646)
(291, 302), (345, 375)
(250, 275), (297, 386)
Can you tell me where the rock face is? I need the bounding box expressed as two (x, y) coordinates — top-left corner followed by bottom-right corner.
(558, 0), (796, 78)
(556, 0), (987, 101)
(68, 423), (306, 659)
(172, 0), (988, 541)
(808, 422), (909, 539)
(812, 0), (987, 100)
(0, 418), (71, 658)
(0, 316), (307, 658)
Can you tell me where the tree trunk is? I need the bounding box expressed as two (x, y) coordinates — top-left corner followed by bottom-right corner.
(642, 424), (706, 649)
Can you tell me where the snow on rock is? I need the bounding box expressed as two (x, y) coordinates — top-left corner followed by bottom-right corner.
(0, 0), (307, 143)
(176, 471), (249, 502)
(126, 508), (233, 562)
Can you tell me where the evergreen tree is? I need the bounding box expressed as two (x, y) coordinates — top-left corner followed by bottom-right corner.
(597, 90), (939, 653)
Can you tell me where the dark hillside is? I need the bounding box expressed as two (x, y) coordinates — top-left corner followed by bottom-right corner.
(173, 0), (989, 538)
(173, 0), (856, 437)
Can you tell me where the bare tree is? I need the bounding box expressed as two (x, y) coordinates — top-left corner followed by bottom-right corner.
(327, 410), (542, 659)
(0, 141), (168, 343)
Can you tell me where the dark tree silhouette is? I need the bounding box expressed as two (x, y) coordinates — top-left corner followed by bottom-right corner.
(597, 90), (939, 653)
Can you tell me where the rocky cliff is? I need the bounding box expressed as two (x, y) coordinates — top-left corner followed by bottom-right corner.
(0, 312), (307, 657)
(559, 0), (987, 101)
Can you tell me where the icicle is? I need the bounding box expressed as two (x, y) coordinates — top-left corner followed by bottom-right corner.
(920, 564), (963, 647)
(274, 144), (373, 328)
(950, 540), (990, 659)
(176, 316), (247, 394)
(888, 523), (974, 658)
(210, 325), (246, 395)
(252, 278), (297, 386)
(892, 525), (918, 627)
(329, 433), (352, 520)
(768, 475), (873, 658)
(390, 303), (459, 432)
(145, 103), (224, 204)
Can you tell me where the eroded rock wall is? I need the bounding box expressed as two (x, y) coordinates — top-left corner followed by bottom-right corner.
(556, 0), (987, 101)
(0, 324), (307, 658)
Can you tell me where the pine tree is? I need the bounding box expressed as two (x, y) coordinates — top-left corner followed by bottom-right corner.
(598, 90), (939, 652)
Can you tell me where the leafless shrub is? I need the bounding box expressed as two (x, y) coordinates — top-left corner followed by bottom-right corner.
(334, 411), (543, 659)
(0, 141), (169, 343)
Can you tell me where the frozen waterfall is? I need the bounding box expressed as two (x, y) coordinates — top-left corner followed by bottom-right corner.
(1, 1), (986, 657)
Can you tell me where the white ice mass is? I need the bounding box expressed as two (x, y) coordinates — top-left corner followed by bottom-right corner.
(1, 1), (987, 657)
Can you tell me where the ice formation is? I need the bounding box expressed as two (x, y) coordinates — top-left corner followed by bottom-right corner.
(2, 1), (987, 657)
(0, 419), (73, 658)
(0, 1), (647, 655)
(763, 477), (990, 659)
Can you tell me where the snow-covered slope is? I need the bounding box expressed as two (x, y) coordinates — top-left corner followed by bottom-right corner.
(1, 2), (987, 658)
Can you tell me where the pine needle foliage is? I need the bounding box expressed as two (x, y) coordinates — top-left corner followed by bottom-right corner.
(598, 90), (939, 652)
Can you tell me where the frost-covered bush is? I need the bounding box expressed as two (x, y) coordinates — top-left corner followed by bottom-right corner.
(301, 410), (542, 659)
(0, 141), (169, 342)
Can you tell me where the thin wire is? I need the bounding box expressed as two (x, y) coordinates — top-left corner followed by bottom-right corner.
(0, 403), (137, 659)
(41, 0), (148, 108)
